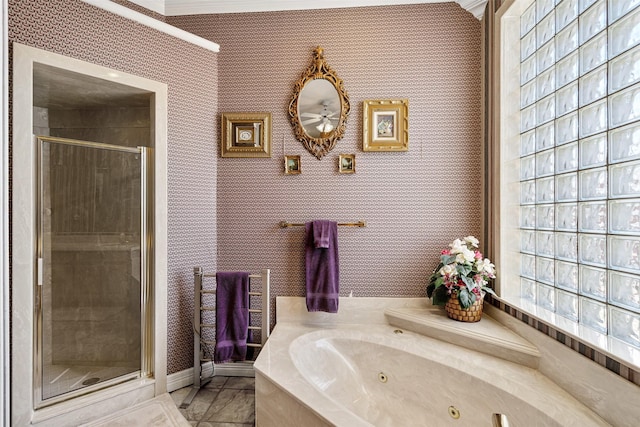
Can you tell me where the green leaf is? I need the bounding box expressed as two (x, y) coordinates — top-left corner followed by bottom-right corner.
(457, 264), (472, 277)
(458, 288), (473, 308)
(461, 275), (476, 289)
(431, 262), (445, 276)
(426, 283), (435, 298)
(441, 255), (456, 265)
(432, 285), (449, 306)
(482, 286), (497, 297)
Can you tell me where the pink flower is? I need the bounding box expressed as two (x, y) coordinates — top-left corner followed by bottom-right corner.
(474, 250), (483, 259)
(441, 249), (451, 255)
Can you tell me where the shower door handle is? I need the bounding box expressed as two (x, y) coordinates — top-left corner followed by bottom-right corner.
(37, 257), (44, 286)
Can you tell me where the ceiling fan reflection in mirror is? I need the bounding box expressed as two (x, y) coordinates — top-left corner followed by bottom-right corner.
(300, 101), (338, 135)
(288, 47), (350, 159)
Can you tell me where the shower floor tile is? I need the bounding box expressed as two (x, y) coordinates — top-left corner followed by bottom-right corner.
(170, 376), (255, 427)
(42, 363), (136, 400)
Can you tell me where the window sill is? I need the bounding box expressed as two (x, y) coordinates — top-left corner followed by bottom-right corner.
(494, 295), (640, 372)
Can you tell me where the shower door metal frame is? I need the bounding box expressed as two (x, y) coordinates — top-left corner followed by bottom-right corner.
(34, 136), (153, 409)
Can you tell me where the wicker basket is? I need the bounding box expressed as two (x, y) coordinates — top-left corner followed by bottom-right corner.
(444, 295), (483, 322)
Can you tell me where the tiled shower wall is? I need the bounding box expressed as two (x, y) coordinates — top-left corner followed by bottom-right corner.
(34, 106), (149, 368)
(9, 0), (218, 374)
(170, 4), (483, 308)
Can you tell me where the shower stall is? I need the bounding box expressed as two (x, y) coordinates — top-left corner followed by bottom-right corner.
(35, 136), (151, 406)
(12, 43), (169, 426)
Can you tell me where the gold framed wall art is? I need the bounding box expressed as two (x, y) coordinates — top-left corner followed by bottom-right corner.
(221, 112), (272, 157)
(284, 155), (301, 174)
(339, 154), (355, 174)
(362, 99), (408, 152)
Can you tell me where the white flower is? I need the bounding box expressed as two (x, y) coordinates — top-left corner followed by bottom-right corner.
(464, 236), (479, 248)
(476, 258), (496, 276)
(455, 246), (476, 264)
(449, 239), (465, 254)
(439, 264), (458, 277)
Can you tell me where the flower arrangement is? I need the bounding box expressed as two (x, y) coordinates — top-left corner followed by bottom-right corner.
(427, 236), (497, 309)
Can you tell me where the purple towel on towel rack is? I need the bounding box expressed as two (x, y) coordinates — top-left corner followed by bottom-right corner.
(214, 271), (249, 363)
(305, 220), (339, 313)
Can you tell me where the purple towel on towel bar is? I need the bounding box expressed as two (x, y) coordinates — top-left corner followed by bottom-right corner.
(305, 220), (339, 313)
(214, 271), (249, 363)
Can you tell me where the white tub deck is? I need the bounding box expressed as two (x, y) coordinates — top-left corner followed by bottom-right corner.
(255, 297), (611, 427)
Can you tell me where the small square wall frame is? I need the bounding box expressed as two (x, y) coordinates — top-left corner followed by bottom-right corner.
(339, 154), (356, 174)
(362, 99), (409, 152)
(221, 112), (272, 158)
(284, 155), (301, 174)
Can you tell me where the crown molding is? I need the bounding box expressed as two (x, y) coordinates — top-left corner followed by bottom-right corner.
(165, 0), (436, 15)
(164, 0), (486, 19)
(125, 0), (165, 15)
(80, 0), (219, 52)
(455, 0), (487, 19)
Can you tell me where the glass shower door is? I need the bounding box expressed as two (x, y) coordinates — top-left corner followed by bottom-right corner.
(36, 136), (148, 405)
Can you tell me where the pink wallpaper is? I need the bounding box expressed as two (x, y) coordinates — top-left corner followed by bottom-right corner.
(9, 0), (217, 374)
(9, 0), (482, 376)
(170, 4), (483, 314)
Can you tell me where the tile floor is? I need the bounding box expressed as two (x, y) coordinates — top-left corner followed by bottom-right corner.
(170, 376), (256, 427)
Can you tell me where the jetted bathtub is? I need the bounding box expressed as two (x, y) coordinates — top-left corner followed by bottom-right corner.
(254, 300), (611, 427)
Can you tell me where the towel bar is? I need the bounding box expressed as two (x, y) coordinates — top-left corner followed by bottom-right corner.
(279, 220), (366, 228)
(181, 267), (270, 409)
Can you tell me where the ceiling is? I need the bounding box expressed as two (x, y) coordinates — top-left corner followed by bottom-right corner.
(128, 0), (486, 19)
(34, 64), (151, 109)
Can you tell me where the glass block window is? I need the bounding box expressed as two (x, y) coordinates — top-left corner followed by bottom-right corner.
(519, 0), (640, 350)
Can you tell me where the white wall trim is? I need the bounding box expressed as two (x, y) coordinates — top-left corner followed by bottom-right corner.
(79, 0), (219, 52)
(166, 365), (213, 393)
(1, 0), (9, 424)
(167, 364), (254, 393)
(455, 0), (487, 19)
(125, 0), (165, 15)
(163, 0), (486, 19)
(165, 0), (437, 15)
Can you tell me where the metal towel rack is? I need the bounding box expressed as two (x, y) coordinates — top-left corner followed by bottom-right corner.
(181, 267), (270, 408)
(279, 220), (366, 228)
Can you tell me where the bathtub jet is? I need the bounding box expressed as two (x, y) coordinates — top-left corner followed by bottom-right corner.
(255, 324), (610, 427)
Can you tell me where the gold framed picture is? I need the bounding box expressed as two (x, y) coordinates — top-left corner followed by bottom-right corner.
(284, 155), (301, 174)
(362, 99), (408, 152)
(221, 112), (272, 158)
(339, 154), (355, 174)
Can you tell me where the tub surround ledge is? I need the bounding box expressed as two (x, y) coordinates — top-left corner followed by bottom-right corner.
(256, 297), (609, 427)
(275, 296), (430, 325)
(385, 305), (541, 368)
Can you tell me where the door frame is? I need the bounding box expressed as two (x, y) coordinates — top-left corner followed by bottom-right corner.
(11, 43), (168, 426)
(1, 0), (9, 424)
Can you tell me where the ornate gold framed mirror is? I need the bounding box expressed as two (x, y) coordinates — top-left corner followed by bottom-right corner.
(288, 47), (350, 159)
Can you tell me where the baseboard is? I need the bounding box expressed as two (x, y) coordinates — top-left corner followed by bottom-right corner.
(214, 362), (255, 378)
(166, 362), (254, 393)
(166, 363), (213, 393)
